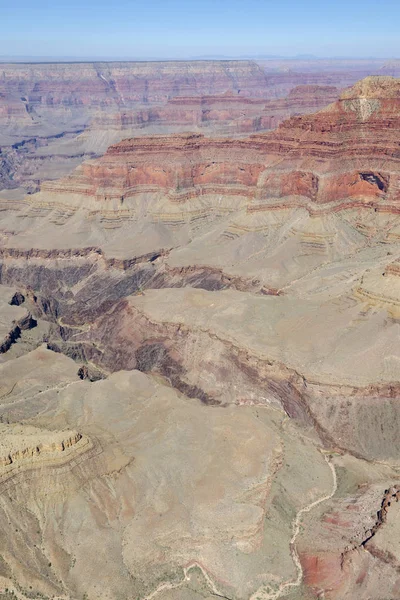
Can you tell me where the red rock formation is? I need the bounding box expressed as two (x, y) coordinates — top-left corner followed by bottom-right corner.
(0, 61), (389, 196)
(42, 77), (400, 213)
(264, 77), (400, 160)
(298, 485), (400, 599)
(88, 85), (340, 135)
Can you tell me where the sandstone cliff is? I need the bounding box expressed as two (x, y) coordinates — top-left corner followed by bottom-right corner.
(33, 77), (400, 220)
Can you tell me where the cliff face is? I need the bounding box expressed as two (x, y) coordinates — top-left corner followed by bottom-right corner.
(0, 60), (269, 106)
(40, 77), (400, 213)
(0, 59), (371, 120)
(86, 85), (340, 136)
(0, 425), (84, 469)
(0, 61), (345, 196)
(267, 76), (400, 159)
(0, 60), (269, 194)
(0, 60), (386, 196)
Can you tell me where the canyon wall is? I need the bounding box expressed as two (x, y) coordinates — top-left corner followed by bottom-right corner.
(0, 59), (388, 196)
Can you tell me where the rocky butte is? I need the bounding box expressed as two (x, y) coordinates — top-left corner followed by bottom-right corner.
(0, 72), (400, 600)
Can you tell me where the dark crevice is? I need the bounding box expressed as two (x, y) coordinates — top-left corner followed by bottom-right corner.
(362, 486), (400, 547)
(360, 172), (389, 192)
(0, 314), (37, 354)
(9, 291), (25, 306)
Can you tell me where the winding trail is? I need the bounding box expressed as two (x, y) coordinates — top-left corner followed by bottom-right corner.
(142, 453), (337, 600)
(251, 453), (337, 600)
(142, 561), (228, 600)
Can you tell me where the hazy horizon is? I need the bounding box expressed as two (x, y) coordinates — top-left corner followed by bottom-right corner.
(2, 0), (400, 60)
(0, 55), (399, 63)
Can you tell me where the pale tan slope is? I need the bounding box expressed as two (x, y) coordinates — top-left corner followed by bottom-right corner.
(165, 209), (374, 288)
(0, 192), (192, 259)
(0, 344), (89, 480)
(0, 355), (334, 600)
(129, 287), (400, 387)
(0, 190), (397, 292)
(0, 343), (81, 407)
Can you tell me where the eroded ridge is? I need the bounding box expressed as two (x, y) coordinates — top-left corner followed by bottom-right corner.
(0, 424), (91, 482)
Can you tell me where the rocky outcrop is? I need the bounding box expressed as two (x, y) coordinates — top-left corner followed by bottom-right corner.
(0, 285), (37, 354)
(0, 313), (37, 354)
(296, 478), (400, 599)
(0, 425), (83, 468)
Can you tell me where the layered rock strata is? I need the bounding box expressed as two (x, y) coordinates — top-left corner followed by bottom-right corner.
(32, 77), (400, 219)
(0, 425), (84, 469)
(0, 60), (385, 196)
(86, 85), (340, 138)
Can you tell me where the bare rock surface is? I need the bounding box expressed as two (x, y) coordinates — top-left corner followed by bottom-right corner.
(0, 424), (85, 471)
(0, 284), (36, 354)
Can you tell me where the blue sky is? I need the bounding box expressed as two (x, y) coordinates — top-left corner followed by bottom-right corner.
(1, 0), (399, 59)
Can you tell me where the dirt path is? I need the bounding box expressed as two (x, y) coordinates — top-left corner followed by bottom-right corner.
(142, 561), (227, 600)
(143, 453), (337, 600)
(251, 453), (337, 600)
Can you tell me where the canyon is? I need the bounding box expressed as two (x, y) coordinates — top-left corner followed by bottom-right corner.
(0, 58), (393, 196)
(0, 61), (400, 600)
